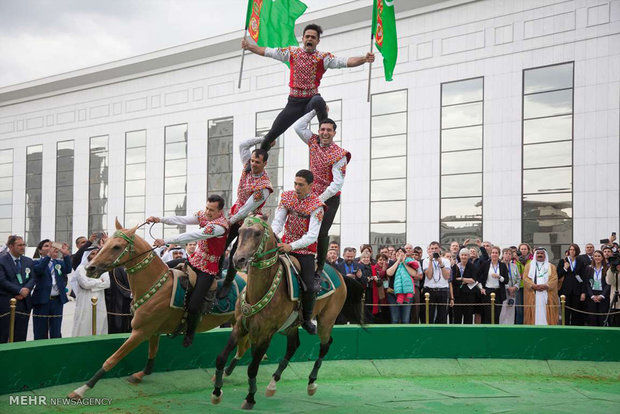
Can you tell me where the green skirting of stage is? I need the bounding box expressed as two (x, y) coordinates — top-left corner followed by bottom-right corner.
(1, 325), (619, 412)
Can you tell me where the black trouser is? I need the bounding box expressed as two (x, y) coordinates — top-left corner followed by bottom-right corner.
(565, 293), (585, 326)
(453, 289), (476, 324)
(586, 292), (609, 326)
(424, 288), (449, 324)
(186, 262), (214, 315)
(290, 253), (320, 294)
(260, 95), (327, 150)
(219, 221), (241, 280)
(316, 195), (340, 272)
(0, 296), (30, 343)
(481, 288), (502, 324)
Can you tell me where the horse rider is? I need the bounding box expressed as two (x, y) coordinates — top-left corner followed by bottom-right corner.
(272, 169), (325, 335)
(148, 194), (229, 347)
(241, 23), (374, 152)
(293, 110), (350, 280)
(217, 139), (273, 299)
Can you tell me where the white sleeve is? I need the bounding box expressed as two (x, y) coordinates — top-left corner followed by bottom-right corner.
(164, 224), (226, 245)
(239, 137), (264, 165)
(229, 188), (271, 224)
(324, 54), (348, 69)
(76, 268), (106, 290)
(160, 215), (200, 226)
(271, 204), (288, 237)
(264, 47), (290, 63)
(319, 156), (347, 202)
(292, 110), (315, 144)
(290, 207), (323, 251)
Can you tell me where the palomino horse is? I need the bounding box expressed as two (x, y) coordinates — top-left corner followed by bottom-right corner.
(68, 219), (246, 400)
(211, 216), (364, 410)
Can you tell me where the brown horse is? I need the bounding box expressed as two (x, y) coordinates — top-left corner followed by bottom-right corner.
(68, 219), (246, 400)
(211, 216), (364, 410)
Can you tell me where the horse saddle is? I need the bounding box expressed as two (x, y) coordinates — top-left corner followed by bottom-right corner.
(169, 265), (246, 315)
(281, 260), (342, 302)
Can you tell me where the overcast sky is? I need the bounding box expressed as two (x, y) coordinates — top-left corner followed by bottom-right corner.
(0, 0), (360, 88)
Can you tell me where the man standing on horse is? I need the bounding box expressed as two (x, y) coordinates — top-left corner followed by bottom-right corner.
(148, 194), (229, 347)
(272, 169), (325, 335)
(217, 139), (273, 299)
(241, 23), (374, 152)
(293, 110), (350, 280)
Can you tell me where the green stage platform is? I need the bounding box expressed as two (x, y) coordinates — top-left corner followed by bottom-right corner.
(1, 325), (619, 412)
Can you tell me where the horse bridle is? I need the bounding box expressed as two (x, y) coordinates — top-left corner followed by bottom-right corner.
(108, 230), (157, 274)
(243, 216), (280, 269)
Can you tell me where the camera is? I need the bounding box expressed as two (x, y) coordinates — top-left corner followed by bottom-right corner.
(433, 252), (440, 259)
(609, 252), (620, 270)
(508, 298), (515, 306)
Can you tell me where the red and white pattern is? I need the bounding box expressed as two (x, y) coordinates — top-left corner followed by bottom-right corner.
(279, 191), (324, 255)
(230, 170), (273, 216)
(283, 47), (333, 98)
(308, 135), (351, 197)
(189, 212), (229, 275)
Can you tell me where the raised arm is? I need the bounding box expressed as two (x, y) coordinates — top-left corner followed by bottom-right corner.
(319, 157), (347, 202)
(159, 214), (200, 226)
(229, 188), (271, 225)
(164, 223), (226, 245)
(292, 110), (316, 144)
(345, 52), (375, 68)
(239, 137), (264, 165)
(241, 38), (266, 56)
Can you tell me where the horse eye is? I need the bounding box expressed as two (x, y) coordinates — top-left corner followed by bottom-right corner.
(112, 245), (120, 250)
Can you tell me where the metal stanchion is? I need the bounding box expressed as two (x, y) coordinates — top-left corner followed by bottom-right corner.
(560, 295), (566, 326)
(490, 293), (496, 325)
(424, 292), (430, 324)
(91, 296), (98, 335)
(8, 298), (16, 343)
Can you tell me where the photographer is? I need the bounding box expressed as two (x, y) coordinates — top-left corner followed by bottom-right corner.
(605, 251), (620, 327)
(422, 241), (451, 324)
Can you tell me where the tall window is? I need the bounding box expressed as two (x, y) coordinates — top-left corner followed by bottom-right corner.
(311, 100), (343, 244)
(207, 117), (233, 209)
(256, 110), (284, 223)
(89, 136), (108, 234)
(440, 78), (484, 247)
(163, 124), (187, 237)
(0, 149), (13, 242)
(522, 62), (574, 260)
(25, 145), (43, 246)
(125, 130), (147, 236)
(370, 90), (408, 249)
(55, 141), (74, 246)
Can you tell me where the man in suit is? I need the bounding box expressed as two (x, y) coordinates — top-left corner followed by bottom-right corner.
(578, 243), (595, 267)
(0, 235), (35, 342)
(32, 239), (72, 339)
(335, 247), (364, 284)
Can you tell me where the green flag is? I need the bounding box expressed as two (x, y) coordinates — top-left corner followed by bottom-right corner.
(246, 0), (307, 48)
(371, 0), (398, 81)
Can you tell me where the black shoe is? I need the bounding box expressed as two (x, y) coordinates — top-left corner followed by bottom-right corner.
(301, 320), (317, 335)
(217, 282), (232, 300)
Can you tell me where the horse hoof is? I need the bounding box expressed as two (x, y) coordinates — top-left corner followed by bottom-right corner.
(241, 399), (255, 410)
(307, 382), (318, 396)
(127, 373), (143, 384)
(265, 378), (277, 397)
(211, 390), (223, 405)
(67, 392), (82, 401)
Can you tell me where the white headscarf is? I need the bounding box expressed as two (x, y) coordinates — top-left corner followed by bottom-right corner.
(528, 248), (550, 284)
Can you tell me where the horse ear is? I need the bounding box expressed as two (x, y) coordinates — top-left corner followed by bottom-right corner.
(125, 224), (138, 238)
(115, 217), (123, 230)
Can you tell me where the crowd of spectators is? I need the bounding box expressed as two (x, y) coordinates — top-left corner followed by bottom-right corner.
(1, 231), (619, 343)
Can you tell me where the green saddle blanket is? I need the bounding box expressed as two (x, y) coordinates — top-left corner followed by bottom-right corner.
(285, 262), (342, 301)
(170, 270), (246, 315)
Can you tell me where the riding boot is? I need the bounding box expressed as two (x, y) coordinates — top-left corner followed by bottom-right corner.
(217, 268), (237, 299)
(301, 291), (317, 335)
(183, 312), (200, 347)
(315, 235), (330, 276)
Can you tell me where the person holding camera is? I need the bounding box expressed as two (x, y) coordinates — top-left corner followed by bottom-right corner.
(604, 249), (620, 327)
(386, 247), (418, 324)
(500, 248), (520, 324)
(557, 243), (587, 325)
(32, 239), (72, 339)
(422, 242), (451, 324)
(584, 250), (610, 326)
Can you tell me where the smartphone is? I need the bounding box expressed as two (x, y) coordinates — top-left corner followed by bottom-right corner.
(52, 242), (63, 250)
(613, 232), (617, 237)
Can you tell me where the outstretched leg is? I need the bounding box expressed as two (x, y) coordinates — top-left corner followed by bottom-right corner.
(127, 334), (160, 384)
(307, 336), (333, 396)
(68, 330), (147, 400)
(241, 341), (271, 410)
(212, 327), (243, 404)
(266, 329), (300, 397)
(225, 334), (250, 376)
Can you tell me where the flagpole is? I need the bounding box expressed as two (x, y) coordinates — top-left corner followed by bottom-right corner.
(238, 29), (248, 89)
(367, 35), (374, 103)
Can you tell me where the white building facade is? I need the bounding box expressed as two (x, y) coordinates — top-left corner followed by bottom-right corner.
(0, 0), (618, 260)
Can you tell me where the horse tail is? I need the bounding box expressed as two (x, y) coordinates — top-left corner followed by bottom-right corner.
(340, 276), (367, 329)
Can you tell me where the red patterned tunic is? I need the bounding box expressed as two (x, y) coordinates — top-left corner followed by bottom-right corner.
(230, 170), (273, 217)
(279, 191), (325, 255)
(188, 212), (229, 275)
(287, 47), (334, 98)
(308, 135), (351, 197)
